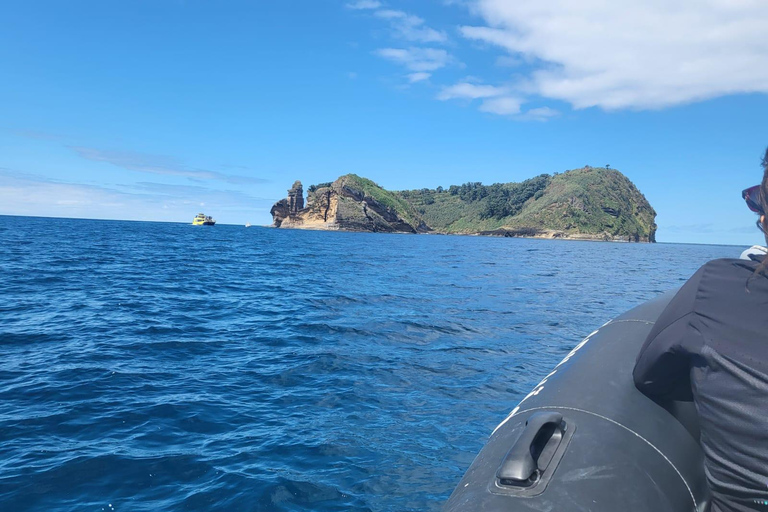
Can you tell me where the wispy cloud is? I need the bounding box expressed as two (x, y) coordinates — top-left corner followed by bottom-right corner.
(127, 181), (270, 203)
(70, 147), (268, 185)
(518, 106), (559, 121)
(374, 9), (447, 43)
(437, 81), (557, 119)
(0, 168), (271, 222)
(437, 82), (509, 100)
(376, 47), (451, 72)
(478, 96), (521, 115)
(460, 0), (768, 110)
(345, 0), (381, 9)
(346, 0), (454, 87)
(407, 72), (431, 83)
(495, 55), (522, 68)
(350, 2), (452, 85)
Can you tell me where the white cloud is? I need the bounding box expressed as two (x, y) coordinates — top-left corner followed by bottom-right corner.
(438, 82), (556, 119)
(407, 72), (431, 83)
(478, 96), (521, 115)
(354, 5), (449, 84)
(346, 0), (381, 10)
(461, 0), (768, 110)
(374, 9), (405, 19)
(437, 82), (508, 100)
(495, 55), (521, 68)
(374, 9), (447, 43)
(376, 47), (451, 72)
(519, 107), (559, 121)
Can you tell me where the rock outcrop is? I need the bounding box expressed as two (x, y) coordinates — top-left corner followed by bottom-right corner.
(270, 181), (306, 228)
(288, 181), (304, 213)
(270, 175), (421, 233)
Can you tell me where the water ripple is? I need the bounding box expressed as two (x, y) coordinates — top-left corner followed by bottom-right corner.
(0, 216), (741, 511)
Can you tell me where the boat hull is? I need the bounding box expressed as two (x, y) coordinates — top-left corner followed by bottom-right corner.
(444, 291), (709, 512)
(192, 213), (215, 225)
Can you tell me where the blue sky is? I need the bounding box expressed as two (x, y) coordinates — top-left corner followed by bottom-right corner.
(1, 0), (767, 245)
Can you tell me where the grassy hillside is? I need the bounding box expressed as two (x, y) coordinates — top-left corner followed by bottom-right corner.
(336, 174), (423, 229)
(508, 167), (656, 240)
(306, 166), (657, 241)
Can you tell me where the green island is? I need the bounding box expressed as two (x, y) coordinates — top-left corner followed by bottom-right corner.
(270, 166), (657, 242)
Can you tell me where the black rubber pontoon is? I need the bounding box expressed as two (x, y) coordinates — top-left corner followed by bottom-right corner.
(445, 291), (709, 512)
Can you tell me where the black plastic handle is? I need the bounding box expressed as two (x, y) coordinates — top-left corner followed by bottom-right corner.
(496, 411), (564, 485)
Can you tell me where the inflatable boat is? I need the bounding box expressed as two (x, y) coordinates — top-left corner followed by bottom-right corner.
(445, 290), (709, 512)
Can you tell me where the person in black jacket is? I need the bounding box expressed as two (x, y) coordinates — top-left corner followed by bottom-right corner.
(634, 149), (768, 512)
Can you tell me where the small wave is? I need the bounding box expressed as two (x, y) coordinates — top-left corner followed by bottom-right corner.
(0, 217), (739, 512)
(257, 478), (361, 510)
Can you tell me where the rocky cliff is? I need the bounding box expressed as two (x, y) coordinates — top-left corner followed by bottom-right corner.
(270, 167), (657, 242)
(270, 175), (424, 233)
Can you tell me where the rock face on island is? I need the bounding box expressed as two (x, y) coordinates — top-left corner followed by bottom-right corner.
(270, 180), (305, 225)
(270, 175), (425, 233)
(271, 167), (658, 242)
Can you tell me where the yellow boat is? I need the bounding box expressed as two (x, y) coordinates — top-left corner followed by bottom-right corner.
(192, 213), (216, 226)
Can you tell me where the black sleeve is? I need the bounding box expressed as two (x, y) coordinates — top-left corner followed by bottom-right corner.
(633, 266), (705, 401)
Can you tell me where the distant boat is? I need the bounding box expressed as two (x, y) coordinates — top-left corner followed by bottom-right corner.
(245, 223), (251, 228)
(192, 213), (215, 226)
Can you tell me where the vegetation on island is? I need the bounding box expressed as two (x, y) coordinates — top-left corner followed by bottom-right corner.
(300, 166), (657, 241)
(398, 174), (552, 231)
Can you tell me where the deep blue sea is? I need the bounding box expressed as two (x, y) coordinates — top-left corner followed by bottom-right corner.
(0, 216), (744, 511)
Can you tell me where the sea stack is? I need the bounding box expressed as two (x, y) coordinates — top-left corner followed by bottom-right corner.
(288, 181), (304, 213)
(270, 181), (305, 227)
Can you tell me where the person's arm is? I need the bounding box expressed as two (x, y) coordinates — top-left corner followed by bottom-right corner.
(633, 266), (706, 401)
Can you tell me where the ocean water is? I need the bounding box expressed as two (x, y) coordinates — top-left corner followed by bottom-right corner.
(0, 216), (743, 511)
